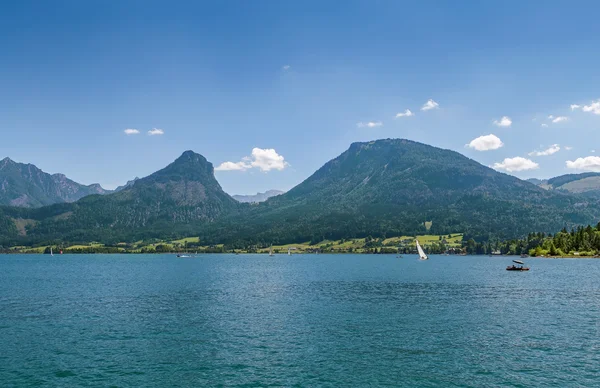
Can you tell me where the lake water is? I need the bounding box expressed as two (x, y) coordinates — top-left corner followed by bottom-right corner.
(1, 254), (599, 387)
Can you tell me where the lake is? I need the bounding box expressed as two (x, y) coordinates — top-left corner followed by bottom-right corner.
(1, 254), (599, 387)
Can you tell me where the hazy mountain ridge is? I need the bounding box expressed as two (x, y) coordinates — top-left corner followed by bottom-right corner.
(232, 190), (284, 203)
(529, 172), (600, 197)
(114, 177), (140, 192)
(0, 157), (111, 208)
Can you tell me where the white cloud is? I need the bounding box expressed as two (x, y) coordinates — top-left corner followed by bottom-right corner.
(148, 128), (164, 136)
(124, 128), (140, 135)
(565, 146), (573, 151)
(395, 109), (414, 118)
(466, 134), (504, 151)
(493, 157), (539, 172)
(548, 115), (554, 119)
(566, 156), (600, 172)
(552, 116), (568, 123)
(282, 65), (291, 70)
(214, 161), (247, 171)
(215, 148), (289, 172)
(357, 121), (383, 128)
(582, 100), (600, 115)
(421, 99), (439, 111)
(528, 144), (560, 157)
(493, 116), (512, 127)
(570, 104), (581, 111)
(541, 123), (549, 128)
(592, 150), (596, 153)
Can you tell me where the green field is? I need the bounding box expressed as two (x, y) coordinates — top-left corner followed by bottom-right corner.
(8, 234), (464, 254)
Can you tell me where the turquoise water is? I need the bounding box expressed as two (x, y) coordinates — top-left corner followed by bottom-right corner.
(1, 254), (599, 387)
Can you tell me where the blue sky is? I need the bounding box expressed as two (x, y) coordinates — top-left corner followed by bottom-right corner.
(1, 0), (599, 194)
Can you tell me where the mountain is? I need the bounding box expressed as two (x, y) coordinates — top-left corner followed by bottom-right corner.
(0, 151), (239, 243)
(0, 157), (111, 208)
(530, 173), (600, 197)
(526, 178), (546, 186)
(114, 177), (140, 192)
(1, 140), (599, 246)
(232, 190), (284, 203)
(205, 139), (599, 244)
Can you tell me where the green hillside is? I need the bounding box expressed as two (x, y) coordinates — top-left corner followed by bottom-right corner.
(1, 140), (598, 247)
(199, 139), (599, 245)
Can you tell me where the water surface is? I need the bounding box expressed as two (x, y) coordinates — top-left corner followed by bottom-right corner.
(1, 254), (599, 386)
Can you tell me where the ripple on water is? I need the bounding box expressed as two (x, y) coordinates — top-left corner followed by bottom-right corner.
(0, 254), (599, 386)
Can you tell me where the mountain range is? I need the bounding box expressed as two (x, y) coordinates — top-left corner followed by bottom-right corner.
(1, 139), (598, 246)
(0, 157), (111, 207)
(232, 190), (284, 203)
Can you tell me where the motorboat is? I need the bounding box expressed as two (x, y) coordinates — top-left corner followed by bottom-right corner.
(506, 259), (529, 271)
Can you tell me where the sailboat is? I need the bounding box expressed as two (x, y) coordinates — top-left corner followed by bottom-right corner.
(416, 239), (428, 260)
(50, 247), (54, 256)
(269, 246), (274, 257)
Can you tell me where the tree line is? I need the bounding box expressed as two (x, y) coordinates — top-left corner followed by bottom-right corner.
(464, 223), (600, 256)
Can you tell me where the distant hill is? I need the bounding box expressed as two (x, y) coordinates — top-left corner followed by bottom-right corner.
(526, 178), (546, 186)
(233, 190), (284, 203)
(206, 139), (599, 244)
(114, 177), (140, 192)
(530, 173), (600, 197)
(0, 157), (111, 208)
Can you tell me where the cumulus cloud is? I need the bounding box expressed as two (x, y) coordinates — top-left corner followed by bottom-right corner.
(466, 134), (504, 151)
(552, 116), (568, 123)
(215, 148), (289, 172)
(214, 161), (247, 171)
(570, 104), (581, 111)
(493, 157), (539, 172)
(541, 123), (549, 128)
(493, 116), (512, 127)
(565, 146), (573, 151)
(582, 100), (600, 115)
(566, 156), (600, 172)
(548, 115), (554, 119)
(529, 144), (560, 157)
(357, 121), (383, 128)
(148, 128), (164, 136)
(124, 128), (140, 135)
(282, 65), (291, 70)
(421, 99), (439, 111)
(395, 109), (414, 118)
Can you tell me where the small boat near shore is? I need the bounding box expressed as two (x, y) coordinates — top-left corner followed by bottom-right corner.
(506, 259), (529, 271)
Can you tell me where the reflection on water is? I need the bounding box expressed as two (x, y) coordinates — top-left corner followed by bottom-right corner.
(0, 254), (599, 386)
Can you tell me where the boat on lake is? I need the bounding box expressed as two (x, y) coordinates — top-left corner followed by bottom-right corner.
(506, 259), (529, 271)
(416, 239), (428, 260)
(176, 254), (191, 258)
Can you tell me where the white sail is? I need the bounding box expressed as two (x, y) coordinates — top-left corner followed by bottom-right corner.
(269, 246), (274, 256)
(50, 247), (53, 256)
(416, 239), (428, 260)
